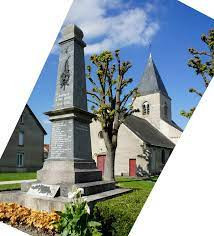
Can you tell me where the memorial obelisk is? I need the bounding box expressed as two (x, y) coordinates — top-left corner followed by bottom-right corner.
(36, 25), (110, 196)
(0, 25), (131, 212)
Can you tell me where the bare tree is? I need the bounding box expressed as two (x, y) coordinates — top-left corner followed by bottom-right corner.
(181, 29), (214, 118)
(87, 50), (139, 181)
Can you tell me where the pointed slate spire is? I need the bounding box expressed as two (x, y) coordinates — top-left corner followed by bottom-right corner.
(138, 53), (168, 97)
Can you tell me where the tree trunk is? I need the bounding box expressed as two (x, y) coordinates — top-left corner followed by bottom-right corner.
(103, 147), (116, 181)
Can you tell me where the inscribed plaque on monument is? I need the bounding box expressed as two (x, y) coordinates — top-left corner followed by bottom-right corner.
(50, 119), (73, 159)
(27, 184), (60, 198)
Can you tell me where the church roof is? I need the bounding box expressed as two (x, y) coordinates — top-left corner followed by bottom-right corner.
(124, 115), (175, 149)
(171, 120), (183, 132)
(137, 54), (169, 97)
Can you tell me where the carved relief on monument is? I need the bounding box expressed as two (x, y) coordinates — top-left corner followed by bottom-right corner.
(54, 44), (75, 109)
(60, 55), (70, 90)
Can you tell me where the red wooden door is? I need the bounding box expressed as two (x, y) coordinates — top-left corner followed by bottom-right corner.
(129, 159), (136, 176)
(97, 155), (106, 176)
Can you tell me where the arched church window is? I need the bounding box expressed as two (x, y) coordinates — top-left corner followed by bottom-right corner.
(164, 102), (168, 118)
(142, 102), (150, 115)
(98, 131), (104, 139)
(161, 149), (166, 165)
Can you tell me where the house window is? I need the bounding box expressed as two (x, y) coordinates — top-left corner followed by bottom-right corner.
(17, 153), (24, 167)
(98, 131), (104, 139)
(161, 150), (166, 165)
(20, 115), (24, 124)
(18, 131), (24, 146)
(143, 102), (150, 115)
(164, 102), (168, 118)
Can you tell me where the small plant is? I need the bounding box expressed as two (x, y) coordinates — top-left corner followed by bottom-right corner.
(55, 187), (102, 236)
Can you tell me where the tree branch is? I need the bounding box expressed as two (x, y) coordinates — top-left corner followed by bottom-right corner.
(87, 91), (100, 102)
(189, 88), (203, 97)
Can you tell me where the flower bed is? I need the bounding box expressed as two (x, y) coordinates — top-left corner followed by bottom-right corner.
(0, 187), (102, 236)
(0, 203), (60, 235)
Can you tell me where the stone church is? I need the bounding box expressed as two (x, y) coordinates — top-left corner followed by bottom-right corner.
(90, 54), (182, 177)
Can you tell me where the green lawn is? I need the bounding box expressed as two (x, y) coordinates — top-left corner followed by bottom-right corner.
(0, 184), (21, 191)
(0, 172), (36, 191)
(116, 176), (156, 189)
(0, 172), (36, 181)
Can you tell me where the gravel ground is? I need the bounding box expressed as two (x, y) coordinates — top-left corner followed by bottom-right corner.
(7, 223), (60, 236)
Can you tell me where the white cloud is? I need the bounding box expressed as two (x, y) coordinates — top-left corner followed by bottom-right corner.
(52, 0), (159, 55)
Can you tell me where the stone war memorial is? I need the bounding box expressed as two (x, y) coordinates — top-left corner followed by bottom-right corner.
(0, 24), (129, 212)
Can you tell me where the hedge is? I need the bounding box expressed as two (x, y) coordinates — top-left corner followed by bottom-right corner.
(93, 189), (151, 236)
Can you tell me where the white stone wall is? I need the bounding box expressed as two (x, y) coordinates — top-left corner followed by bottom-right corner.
(115, 124), (144, 176)
(90, 120), (172, 176)
(160, 93), (172, 122)
(90, 121), (147, 176)
(90, 91), (179, 176)
(160, 119), (182, 144)
(133, 93), (161, 129)
(90, 121), (106, 156)
(133, 92), (182, 144)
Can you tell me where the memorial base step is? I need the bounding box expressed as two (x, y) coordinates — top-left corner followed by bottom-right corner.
(21, 179), (115, 197)
(75, 180), (115, 196)
(0, 188), (132, 212)
(37, 159), (102, 185)
(74, 169), (102, 183)
(74, 161), (97, 169)
(60, 180), (115, 197)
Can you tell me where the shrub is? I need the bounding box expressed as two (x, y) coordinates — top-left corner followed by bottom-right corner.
(93, 190), (151, 236)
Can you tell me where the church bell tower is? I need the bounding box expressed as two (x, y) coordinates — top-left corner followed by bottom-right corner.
(133, 54), (172, 129)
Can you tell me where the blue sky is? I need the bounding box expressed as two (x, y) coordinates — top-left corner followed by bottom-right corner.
(28, 0), (213, 143)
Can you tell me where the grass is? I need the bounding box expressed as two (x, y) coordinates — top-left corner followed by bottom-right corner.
(0, 172), (36, 182)
(115, 176), (156, 209)
(116, 176), (156, 190)
(0, 184), (21, 191)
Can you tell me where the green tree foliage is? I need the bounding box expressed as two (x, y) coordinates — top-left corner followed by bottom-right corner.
(181, 29), (214, 119)
(87, 50), (139, 180)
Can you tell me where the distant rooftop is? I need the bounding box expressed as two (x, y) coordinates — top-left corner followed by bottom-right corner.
(137, 53), (169, 97)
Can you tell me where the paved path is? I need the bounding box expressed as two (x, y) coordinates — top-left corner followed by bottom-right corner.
(0, 179), (36, 185)
(0, 222), (30, 235)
